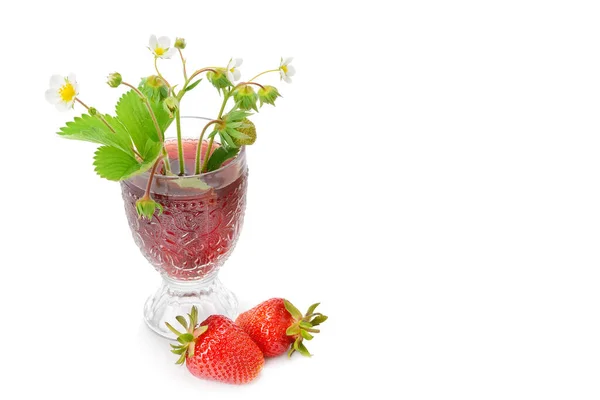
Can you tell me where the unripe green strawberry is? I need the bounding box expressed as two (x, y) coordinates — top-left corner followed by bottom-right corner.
(231, 118), (256, 146)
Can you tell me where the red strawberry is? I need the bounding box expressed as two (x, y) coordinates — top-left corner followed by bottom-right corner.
(166, 307), (264, 384)
(236, 298), (327, 358)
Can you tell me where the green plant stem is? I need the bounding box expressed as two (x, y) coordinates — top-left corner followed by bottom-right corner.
(177, 68), (218, 101)
(217, 90), (231, 119)
(194, 120), (220, 175)
(143, 157), (161, 199)
(75, 97), (142, 159)
(187, 67), (218, 83)
(121, 81), (171, 174)
(170, 66), (221, 174)
(178, 49), (188, 81)
(248, 69), (279, 82)
(154, 57), (172, 95)
(233, 81), (265, 91)
(175, 109), (184, 175)
(200, 90), (231, 173)
(200, 136), (215, 174)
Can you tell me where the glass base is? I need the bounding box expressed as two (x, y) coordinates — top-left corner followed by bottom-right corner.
(143, 273), (238, 340)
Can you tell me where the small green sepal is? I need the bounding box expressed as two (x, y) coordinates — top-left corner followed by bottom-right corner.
(286, 325), (301, 336)
(306, 303), (320, 315)
(135, 196), (164, 220)
(163, 96), (179, 118)
(300, 330), (314, 340)
(284, 299), (327, 358)
(311, 315), (328, 326)
(284, 299), (303, 319)
(139, 75), (168, 103)
(296, 341), (311, 357)
(165, 306), (209, 366)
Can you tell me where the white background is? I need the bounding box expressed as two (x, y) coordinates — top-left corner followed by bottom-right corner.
(1, 0), (599, 398)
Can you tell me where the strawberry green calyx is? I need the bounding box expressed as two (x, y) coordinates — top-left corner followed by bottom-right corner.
(135, 195), (163, 220)
(284, 300), (328, 358)
(138, 75), (168, 103)
(166, 306), (208, 365)
(207, 68), (232, 91)
(257, 85), (281, 107)
(233, 85), (259, 111)
(213, 110), (254, 149)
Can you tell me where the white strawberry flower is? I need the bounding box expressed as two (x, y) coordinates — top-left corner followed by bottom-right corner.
(45, 74), (79, 111)
(279, 57), (296, 83)
(148, 35), (176, 59)
(226, 58), (243, 83)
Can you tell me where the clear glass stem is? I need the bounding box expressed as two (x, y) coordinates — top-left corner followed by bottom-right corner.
(143, 272), (238, 340)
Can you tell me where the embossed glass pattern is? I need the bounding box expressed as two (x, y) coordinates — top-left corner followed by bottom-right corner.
(121, 118), (247, 338)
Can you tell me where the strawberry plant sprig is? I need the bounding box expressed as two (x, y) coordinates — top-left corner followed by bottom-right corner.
(46, 35), (294, 220)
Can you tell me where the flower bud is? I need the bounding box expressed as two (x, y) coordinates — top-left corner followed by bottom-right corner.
(233, 85), (258, 111)
(139, 75), (168, 102)
(88, 107), (98, 116)
(258, 85), (281, 106)
(107, 72), (122, 88)
(174, 37), (186, 49)
(146, 75), (165, 89)
(135, 196), (164, 220)
(207, 68), (233, 90)
(163, 96), (179, 118)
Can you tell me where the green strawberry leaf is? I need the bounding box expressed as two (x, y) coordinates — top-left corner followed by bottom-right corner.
(140, 139), (163, 162)
(184, 79), (202, 92)
(93, 145), (156, 181)
(206, 146), (240, 172)
(57, 113), (133, 156)
(115, 90), (172, 154)
(284, 300), (303, 320)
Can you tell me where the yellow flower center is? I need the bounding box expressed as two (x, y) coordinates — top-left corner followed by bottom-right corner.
(281, 65), (288, 74)
(59, 82), (76, 102)
(230, 67), (236, 73)
(155, 47), (165, 56)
